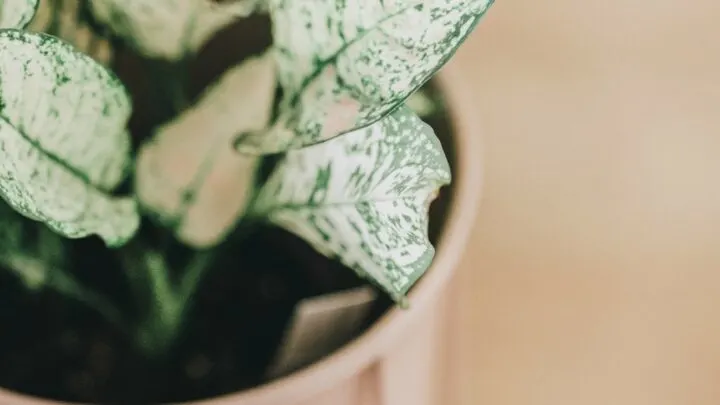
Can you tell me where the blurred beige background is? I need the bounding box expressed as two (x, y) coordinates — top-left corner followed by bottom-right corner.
(442, 1), (720, 404)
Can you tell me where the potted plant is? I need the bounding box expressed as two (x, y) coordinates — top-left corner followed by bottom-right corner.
(0, 0), (493, 404)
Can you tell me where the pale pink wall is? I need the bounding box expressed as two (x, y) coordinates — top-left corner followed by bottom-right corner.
(444, 1), (720, 404)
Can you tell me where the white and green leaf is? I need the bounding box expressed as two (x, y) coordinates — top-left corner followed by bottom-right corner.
(251, 105), (450, 300)
(0, 0), (38, 28)
(88, 0), (266, 60)
(0, 30), (139, 247)
(234, 0), (494, 154)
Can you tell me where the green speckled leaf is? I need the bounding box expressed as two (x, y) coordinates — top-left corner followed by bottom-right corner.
(234, 0), (493, 154)
(0, 0), (38, 28)
(0, 30), (139, 247)
(252, 105), (450, 300)
(88, 0), (265, 60)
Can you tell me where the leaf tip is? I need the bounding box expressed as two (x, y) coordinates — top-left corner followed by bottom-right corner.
(396, 295), (411, 309)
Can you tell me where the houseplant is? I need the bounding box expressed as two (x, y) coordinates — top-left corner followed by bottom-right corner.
(0, 0), (494, 403)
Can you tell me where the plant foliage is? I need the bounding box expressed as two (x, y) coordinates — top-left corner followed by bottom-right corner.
(0, 0), (495, 357)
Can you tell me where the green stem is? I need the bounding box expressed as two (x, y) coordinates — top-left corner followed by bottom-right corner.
(118, 236), (219, 357)
(134, 250), (217, 356)
(134, 253), (181, 356)
(116, 238), (154, 310)
(1, 253), (129, 334)
(138, 249), (219, 355)
(178, 250), (215, 303)
(118, 223), (257, 357)
(0, 224), (129, 333)
(118, 240), (182, 356)
(143, 250), (177, 313)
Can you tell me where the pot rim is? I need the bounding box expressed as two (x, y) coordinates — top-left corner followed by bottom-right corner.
(0, 60), (484, 405)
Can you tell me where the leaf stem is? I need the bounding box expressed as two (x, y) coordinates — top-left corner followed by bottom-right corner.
(178, 250), (215, 303)
(117, 239), (182, 355)
(0, 253), (130, 334)
(118, 221), (257, 357)
(117, 236), (219, 356)
(133, 249), (183, 356)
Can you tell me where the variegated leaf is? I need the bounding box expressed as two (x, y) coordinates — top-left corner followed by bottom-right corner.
(234, 0), (493, 154)
(0, 0), (38, 28)
(136, 51), (275, 247)
(88, 0), (266, 60)
(0, 30), (139, 247)
(251, 105), (451, 300)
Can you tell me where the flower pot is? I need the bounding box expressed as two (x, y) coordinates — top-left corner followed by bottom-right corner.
(0, 58), (483, 405)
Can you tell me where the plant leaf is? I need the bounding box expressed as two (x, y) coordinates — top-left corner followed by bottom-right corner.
(251, 105), (450, 300)
(0, 30), (139, 247)
(88, 0), (265, 60)
(0, 0), (38, 28)
(234, 0), (493, 154)
(135, 51), (275, 248)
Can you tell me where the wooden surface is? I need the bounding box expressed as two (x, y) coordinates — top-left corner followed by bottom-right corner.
(441, 1), (720, 404)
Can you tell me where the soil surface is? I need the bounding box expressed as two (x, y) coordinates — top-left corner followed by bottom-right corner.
(0, 15), (458, 405)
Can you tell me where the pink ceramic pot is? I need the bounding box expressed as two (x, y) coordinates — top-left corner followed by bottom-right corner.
(0, 61), (484, 405)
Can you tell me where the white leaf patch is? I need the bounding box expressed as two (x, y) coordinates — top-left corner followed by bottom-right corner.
(0, 0), (38, 28)
(0, 30), (139, 247)
(88, 0), (266, 60)
(235, 0), (494, 154)
(252, 105), (451, 300)
(136, 51), (276, 248)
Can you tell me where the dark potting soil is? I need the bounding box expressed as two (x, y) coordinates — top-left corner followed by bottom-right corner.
(0, 15), (458, 405)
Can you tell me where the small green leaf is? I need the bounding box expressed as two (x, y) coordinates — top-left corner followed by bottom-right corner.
(252, 105), (450, 300)
(0, 30), (139, 247)
(235, 0), (493, 154)
(88, 0), (265, 60)
(0, 0), (38, 29)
